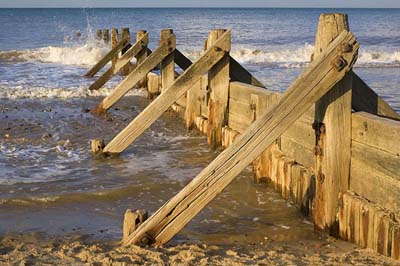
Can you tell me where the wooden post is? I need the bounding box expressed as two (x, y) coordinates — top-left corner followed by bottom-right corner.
(111, 28), (119, 67)
(147, 73), (161, 99)
(102, 29), (110, 43)
(96, 29), (103, 40)
(92, 33), (176, 114)
(312, 13), (352, 235)
(207, 29), (230, 149)
(160, 29), (175, 93)
(101, 31), (231, 153)
(124, 31), (359, 246)
(136, 30), (148, 88)
(121, 28), (131, 75)
(88, 33), (149, 91)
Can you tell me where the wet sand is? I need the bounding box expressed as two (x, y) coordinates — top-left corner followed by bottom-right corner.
(1, 95), (399, 265)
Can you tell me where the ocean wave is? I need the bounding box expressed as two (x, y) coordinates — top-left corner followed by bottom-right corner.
(0, 85), (147, 99)
(1, 42), (399, 70)
(183, 45), (400, 68)
(0, 41), (109, 66)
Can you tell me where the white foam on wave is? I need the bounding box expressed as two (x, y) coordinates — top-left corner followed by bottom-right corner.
(0, 85), (147, 99)
(0, 40), (109, 67)
(182, 44), (400, 68)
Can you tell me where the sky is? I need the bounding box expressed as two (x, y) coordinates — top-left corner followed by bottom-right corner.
(0, 0), (399, 8)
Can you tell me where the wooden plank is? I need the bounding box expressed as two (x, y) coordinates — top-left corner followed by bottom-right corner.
(352, 72), (400, 120)
(102, 31), (232, 153)
(160, 29), (175, 93)
(96, 29), (102, 40)
(229, 82), (276, 105)
(207, 29), (230, 148)
(228, 98), (253, 121)
(102, 29), (110, 43)
(92, 34), (175, 114)
(227, 112), (251, 133)
(84, 37), (129, 77)
(352, 111), (400, 156)
(124, 30), (359, 246)
(184, 78), (202, 128)
(280, 136), (314, 169)
(88, 32), (149, 91)
(229, 56), (265, 87)
(313, 14), (352, 232)
(350, 141), (400, 213)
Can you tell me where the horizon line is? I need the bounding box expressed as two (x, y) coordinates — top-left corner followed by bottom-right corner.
(1, 7), (400, 9)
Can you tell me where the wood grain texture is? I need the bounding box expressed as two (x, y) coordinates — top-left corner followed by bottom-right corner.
(160, 29), (175, 93)
(352, 111), (400, 155)
(103, 31), (231, 153)
(124, 30), (358, 246)
(207, 29), (231, 148)
(88, 32), (149, 91)
(111, 28), (119, 67)
(92, 34), (175, 114)
(313, 14), (352, 233)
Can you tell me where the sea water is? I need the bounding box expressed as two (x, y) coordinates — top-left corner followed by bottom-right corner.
(0, 8), (399, 243)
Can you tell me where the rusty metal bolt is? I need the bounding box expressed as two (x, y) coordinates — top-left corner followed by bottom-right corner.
(339, 43), (353, 53)
(214, 46), (222, 52)
(331, 55), (347, 71)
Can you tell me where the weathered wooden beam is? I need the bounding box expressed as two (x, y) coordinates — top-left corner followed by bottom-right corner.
(121, 28), (132, 76)
(102, 31), (231, 154)
(312, 13), (352, 234)
(207, 29), (230, 148)
(124, 30), (359, 246)
(147, 73), (161, 99)
(352, 72), (400, 120)
(84, 37), (130, 78)
(136, 30), (148, 87)
(96, 29), (102, 40)
(102, 29), (110, 43)
(111, 28), (119, 67)
(88, 32), (149, 91)
(91, 34), (176, 114)
(160, 29), (176, 93)
(230, 56), (265, 88)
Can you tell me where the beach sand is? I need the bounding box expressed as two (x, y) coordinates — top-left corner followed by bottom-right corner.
(1, 232), (398, 266)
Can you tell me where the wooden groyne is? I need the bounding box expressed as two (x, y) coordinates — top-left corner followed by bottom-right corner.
(85, 13), (400, 260)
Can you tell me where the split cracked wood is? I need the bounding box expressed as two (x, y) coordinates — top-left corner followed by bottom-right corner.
(124, 30), (359, 246)
(88, 32), (149, 91)
(92, 34), (176, 114)
(84, 37), (130, 77)
(102, 30), (231, 154)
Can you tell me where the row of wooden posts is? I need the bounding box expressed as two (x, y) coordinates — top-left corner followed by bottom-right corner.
(86, 13), (400, 260)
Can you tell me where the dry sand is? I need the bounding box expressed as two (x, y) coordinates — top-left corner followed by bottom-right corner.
(1, 232), (399, 266)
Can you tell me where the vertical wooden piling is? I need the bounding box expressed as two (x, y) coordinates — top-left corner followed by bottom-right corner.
(206, 29), (230, 148)
(121, 28), (131, 75)
(102, 29), (110, 43)
(160, 29), (176, 93)
(96, 29), (103, 40)
(136, 30), (148, 88)
(111, 28), (119, 67)
(312, 13), (352, 235)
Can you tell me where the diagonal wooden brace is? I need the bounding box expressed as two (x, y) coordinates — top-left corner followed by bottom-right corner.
(84, 37), (130, 77)
(92, 33), (176, 114)
(102, 30), (232, 154)
(124, 30), (359, 247)
(88, 32), (149, 91)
